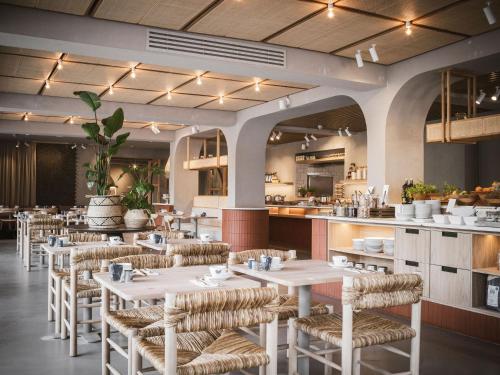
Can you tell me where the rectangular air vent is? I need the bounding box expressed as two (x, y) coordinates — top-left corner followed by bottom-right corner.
(147, 29), (286, 68)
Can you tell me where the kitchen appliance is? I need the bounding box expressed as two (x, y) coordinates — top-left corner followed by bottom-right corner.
(265, 195), (273, 204)
(307, 173), (334, 197)
(273, 195), (285, 204)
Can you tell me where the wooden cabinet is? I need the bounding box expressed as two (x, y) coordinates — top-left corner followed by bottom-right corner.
(395, 227), (430, 263)
(430, 265), (471, 307)
(395, 259), (430, 297)
(430, 230), (472, 270)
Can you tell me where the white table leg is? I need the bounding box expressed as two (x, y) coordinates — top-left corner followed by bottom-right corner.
(298, 285), (311, 375)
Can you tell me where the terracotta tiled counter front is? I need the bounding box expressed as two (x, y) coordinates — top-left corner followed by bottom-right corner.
(222, 208), (269, 252)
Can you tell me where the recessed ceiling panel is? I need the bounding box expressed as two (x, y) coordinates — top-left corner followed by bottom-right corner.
(175, 77), (249, 97)
(337, 0), (458, 21)
(202, 71), (255, 83)
(189, 0), (324, 41)
(2, 0), (93, 15)
(151, 92), (214, 108)
(0, 112), (24, 121)
(101, 88), (161, 104)
(140, 0), (213, 30)
(0, 54), (55, 79)
(199, 98), (264, 111)
(263, 79), (316, 89)
(0, 76), (42, 94)
(43, 81), (106, 98)
(230, 84), (303, 101)
(136, 63), (202, 76)
(64, 54), (135, 68)
(336, 25), (463, 65)
(269, 7), (401, 53)
(28, 114), (67, 123)
(416, 0), (500, 36)
(0, 46), (60, 59)
(117, 69), (193, 92)
(52, 61), (129, 86)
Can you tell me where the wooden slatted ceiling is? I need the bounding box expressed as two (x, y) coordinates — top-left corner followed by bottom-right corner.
(0, 46), (60, 59)
(43, 81), (106, 98)
(229, 84), (303, 102)
(51, 61), (129, 86)
(1, 0), (93, 15)
(0, 111), (24, 120)
(174, 76), (250, 97)
(199, 97), (264, 111)
(101, 87), (161, 104)
(116, 69), (194, 92)
(151, 92), (215, 108)
(0, 75), (42, 94)
(0, 53), (54, 80)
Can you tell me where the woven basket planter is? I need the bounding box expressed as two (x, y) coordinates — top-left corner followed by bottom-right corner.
(124, 209), (149, 229)
(87, 195), (123, 229)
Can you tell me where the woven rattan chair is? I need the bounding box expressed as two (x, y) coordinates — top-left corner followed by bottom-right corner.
(166, 242), (230, 265)
(132, 230), (185, 245)
(47, 233), (108, 337)
(60, 245), (143, 357)
(133, 287), (280, 375)
(289, 273), (423, 375)
(24, 217), (64, 271)
(102, 254), (181, 375)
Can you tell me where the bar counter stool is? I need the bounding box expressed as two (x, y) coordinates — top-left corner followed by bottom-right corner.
(134, 287), (280, 375)
(288, 273), (423, 375)
(60, 245), (144, 357)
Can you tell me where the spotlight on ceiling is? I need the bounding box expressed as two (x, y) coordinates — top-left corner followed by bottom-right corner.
(483, 2), (497, 25)
(191, 125), (200, 134)
(355, 50), (364, 68)
(276, 131), (282, 141)
(301, 143), (307, 151)
(71, 144), (77, 149)
(130, 66), (136, 79)
(23, 113), (29, 121)
(15, 141), (20, 148)
(405, 21), (412, 35)
(270, 132), (276, 142)
(57, 59), (63, 70)
(345, 127), (352, 137)
(369, 44), (379, 62)
(255, 81), (260, 92)
(278, 96), (292, 110)
(24, 141), (30, 147)
(327, 0), (334, 18)
(109, 85), (114, 95)
(317, 124), (323, 130)
(476, 89), (486, 105)
(310, 134), (318, 141)
(304, 134), (310, 143)
(150, 122), (160, 135)
(81, 144), (87, 150)
(219, 95), (224, 104)
(491, 86), (500, 101)
(45, 80), (50, 89)
(69, 116), (74, 124)
(167, 91), (172, 100)
(338, 128), (343, 137)
(196, 75), (202, 85)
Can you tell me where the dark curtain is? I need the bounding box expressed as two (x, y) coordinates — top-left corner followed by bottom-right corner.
(0, 141), (37, 207)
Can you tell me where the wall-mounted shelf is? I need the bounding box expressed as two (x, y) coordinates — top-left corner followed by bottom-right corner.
(342, 179), (367, 185)
(473, 267), (500, 277)
(295, 148), (345, 165)
(265, 182), (294, 186)
(296, 156), (345, 165)
(183, 155), (228, 170)
(329, 247), (394, 260)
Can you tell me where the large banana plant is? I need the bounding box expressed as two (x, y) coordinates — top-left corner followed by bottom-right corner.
(74, 91), (130, 195)
(119, 163), (163, 212)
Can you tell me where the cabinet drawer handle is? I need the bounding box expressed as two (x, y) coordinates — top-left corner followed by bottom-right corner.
(442, 231), (458, 238)
(405, 228), (419, 235)
(405, 260), (419, 267)
(441, 266), (457, 273)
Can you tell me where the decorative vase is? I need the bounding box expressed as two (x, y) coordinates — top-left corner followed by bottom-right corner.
(86, 195), (123, 229)
(124, 209), (149, 229)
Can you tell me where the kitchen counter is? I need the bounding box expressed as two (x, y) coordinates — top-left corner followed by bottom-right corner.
(306, 214), (500, 234)
(266, 204), (333, 208)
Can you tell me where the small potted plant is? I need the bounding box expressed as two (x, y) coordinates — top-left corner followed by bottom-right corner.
(407, 182), (438, 201)
(297, 186), (307, 197)
(306, 188), (316, 198)
(75, 91), (130, 228)
(120, 163), (163, 229)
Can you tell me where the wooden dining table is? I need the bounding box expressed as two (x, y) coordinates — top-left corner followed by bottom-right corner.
(136, 238), (220, 253)
(229, 259), (367, 375)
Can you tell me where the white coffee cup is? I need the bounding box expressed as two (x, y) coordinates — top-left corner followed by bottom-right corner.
(332, 255), (348, 267)
(109, 236), (121, 244)
(199, 233), (212, 242)
(271, 257), (282, 267)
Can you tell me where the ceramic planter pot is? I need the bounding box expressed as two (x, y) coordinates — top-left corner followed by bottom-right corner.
(124, 209), (149, 229)
(412, 193), (427, 201)
(86, 195), (123, 229)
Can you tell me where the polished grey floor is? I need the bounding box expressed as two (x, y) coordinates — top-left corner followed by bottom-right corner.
(0, 239), (499, 375)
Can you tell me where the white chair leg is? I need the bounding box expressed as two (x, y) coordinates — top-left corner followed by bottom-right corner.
(259, 322), (267, 375)
(131, 335), (142, 375)
(265, 316), (278, 375)
(324, 342), (333, 375)
(341, 303), (353, 375)
(55, 277), (62, 336)
(410, 301), (421, 374)
(60, 286), (67, 339)
(352, 348), (360, 375)
(69, 272), (78, 357)
(288, 318), (298, 375)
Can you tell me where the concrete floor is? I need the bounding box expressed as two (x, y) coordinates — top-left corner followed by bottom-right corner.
(0, 239), (499, 374)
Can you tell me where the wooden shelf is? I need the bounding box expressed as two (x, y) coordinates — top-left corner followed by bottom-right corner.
(265, 182), (294, 186)
(296, 156), (344, 165)
(342, 179), (367, 185)
(183, 155), (228, 170)
(472, 267), (500, 277)
(329, 247), (394, 260)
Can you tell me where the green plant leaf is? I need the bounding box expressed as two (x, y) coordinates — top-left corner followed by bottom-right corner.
(81, 123), (100, 143)
(102, 108), (124, 138)
(74, 91), (101, 111)
(108, 132), (130, 156)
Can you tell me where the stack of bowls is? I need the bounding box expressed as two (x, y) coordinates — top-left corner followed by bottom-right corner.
(352, 238), (365, 251)
(383, 238), (394, 255)
(364, 237), (383, 253)
(414, 203), (432, 220)
(394, 204), (415, 221)
(425, 200), (442, 215)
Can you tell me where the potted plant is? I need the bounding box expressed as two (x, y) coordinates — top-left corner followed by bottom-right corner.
(119, 163), (163, 229)
(407, 182), (438, 201)
(75, 91), (130, 228)
(306, 188), (315, 198)
(297, 186), (307, 197)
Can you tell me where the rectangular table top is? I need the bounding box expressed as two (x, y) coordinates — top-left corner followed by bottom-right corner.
(229, 259), (363, 287)
(93, 265), (260, 301)
(136, 238), (217, 252)
(41, 241), (121, 255)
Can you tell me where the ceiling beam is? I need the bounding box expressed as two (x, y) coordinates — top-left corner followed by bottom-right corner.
(0, 92), (236, 127)
(0, 4), (386, 90)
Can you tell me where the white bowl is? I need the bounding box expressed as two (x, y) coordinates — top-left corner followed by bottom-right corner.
(415, 204), (432, 219)
(463, 216), (478, 226)
(383, 246), (394, 256)
(449, 215), (464, 225)
(426, 200), (442, 214)
(352, 238), (365, 250)
(433, 214), (450, 224)
(364, 237), (384, 246)
(209, 265), (231, 278)
(365, 245), (383, 253)
(451, 206), (475, 217)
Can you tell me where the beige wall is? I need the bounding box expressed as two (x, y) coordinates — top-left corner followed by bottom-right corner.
(265, 132), (367, 199)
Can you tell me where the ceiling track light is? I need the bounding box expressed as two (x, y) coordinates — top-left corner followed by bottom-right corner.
(45, 80), (50, 89)
(109, 85), (114, 95)
(338, 128), (343, 137)
(355, 50), (364, 68)
(304, 134), (310, 143)
(15, 141), (20, 148)
(24, 141), (30, 147)
(476, 89), (486, 105)
(327, 0), (334, 18)
(317, 124), (323, 130)
(196, 75), (202, 85)
(345, 127), (352, 137)
(276, 131), (282, 141)
(167, 91), (172, 100)
(191, 125), (200, 134)
(69, 116), (74, 124)
(483, 2), (496, 25)
(219, 95), (224, 104)
(150, 122), (160, 135)
(301, 143), (307, 151)
(368, 44), (379, 62)
(57, 59), (63, 70)
(23, 113), (29, 121)
(310, 134), (318, 141)
(255, 81), (260, 92)
(405, 21), (412, 35)
(270, 131), (276, 142)
(71, 144), (77, 149)
(492, 86), (500, 101)
(81, 144), (87, 150)
(130, 66), (136, 79)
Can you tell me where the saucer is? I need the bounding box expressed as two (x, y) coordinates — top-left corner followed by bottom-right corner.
(328, 262), (349, 268)
(269, 264), (284, 271)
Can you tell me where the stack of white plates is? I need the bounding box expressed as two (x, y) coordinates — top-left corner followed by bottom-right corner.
(364, 237), (383, 253)
(425, 200), (442, 215)
(383, 238), (394, 255)
(414, 203), (432, 219)
(394, 204), (415, 221)
(352, 238), (365, 251)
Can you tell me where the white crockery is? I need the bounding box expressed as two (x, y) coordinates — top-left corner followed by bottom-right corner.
(199, 233), (212, 242)
(451, 206), (475, 217)
(352, 238), (365, 250)
(425, 200), (442, 214)
(415, 204), (432, 219)
(332, 255), (348, 267)
(449, 215), (464, 225)
(433, 214), (450, 224)
(209, 265), (231, 279)
(463, 216), (478, 226)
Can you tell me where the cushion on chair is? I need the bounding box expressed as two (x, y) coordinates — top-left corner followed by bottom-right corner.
(293, 312), (416, 349)
(136, 330), (269, 375)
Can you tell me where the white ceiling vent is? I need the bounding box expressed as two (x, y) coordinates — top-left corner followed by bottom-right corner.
(147, 29), (286, 68)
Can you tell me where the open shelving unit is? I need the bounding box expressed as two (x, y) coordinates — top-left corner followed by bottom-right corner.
(329, 247), (393, 260)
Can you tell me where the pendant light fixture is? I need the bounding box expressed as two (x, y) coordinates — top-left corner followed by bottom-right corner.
(255, 81), (261, 92)
(196, 75), (202, 85)
(276, 131), (282, 141)
(338, 128), (343, 137)
(130, 66), (136, 78)
(109, 85), (114, 95)
(310, 134), (318, 141)
(45, 80), (50, 89)
(405, 21), (412, 35)
(57, 59), (63, 70)
(167, 91), (172, 100)
(327, 0), (334, 18)
(219, 95), (224, 104)
(355, 50), (364, 68)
